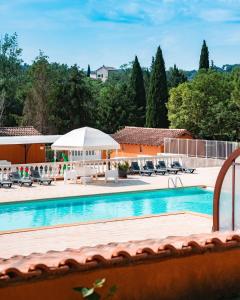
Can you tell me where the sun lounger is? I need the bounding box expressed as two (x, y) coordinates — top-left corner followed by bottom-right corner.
(171, 161), (195, 174)
(30, 170), (52, 185)
(156, 161), (179, 174)
(145, 161), (166, 175)
(129, 162), (153, 176)
(0, 173), (12, 188)
(10, 172), (33, 186)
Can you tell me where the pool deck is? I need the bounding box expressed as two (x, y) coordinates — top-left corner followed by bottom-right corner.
(0, 167), (219, 259)
(0, 167), (219, 203)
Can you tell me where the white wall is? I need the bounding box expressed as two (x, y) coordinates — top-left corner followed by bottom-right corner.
(69, 150), (101, 161)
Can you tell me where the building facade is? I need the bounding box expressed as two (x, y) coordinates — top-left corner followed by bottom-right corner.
(111, 126), (193, 157)
(0, 127), (60, 164)
(90, 65), (116, 82)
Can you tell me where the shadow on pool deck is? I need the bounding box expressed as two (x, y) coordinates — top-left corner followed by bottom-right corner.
(90, 178), (150, 187)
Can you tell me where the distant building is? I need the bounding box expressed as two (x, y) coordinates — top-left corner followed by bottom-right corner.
(111, 126), (193, 157)
(90, 65), (117, 82)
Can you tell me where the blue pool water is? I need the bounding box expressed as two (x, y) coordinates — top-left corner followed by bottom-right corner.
(0, 187), (213, 231)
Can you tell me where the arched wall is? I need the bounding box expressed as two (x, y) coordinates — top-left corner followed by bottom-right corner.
(213, 148), (240, 231)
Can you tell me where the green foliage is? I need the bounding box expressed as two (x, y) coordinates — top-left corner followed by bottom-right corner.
(53, 65), (93, 133)
(97, 82), (136, 133)
(128, 56), (146, 126)
(146, 46), (168, 128)
(168, 64), (187, 88)
(0, 33), (24, 126)
(107, 63), (132, 85)
(168, 69), (239, 140)
(199, 40), (209, 70)
(22, 51), (53, 134)
(118, 161), (129, 171)
(74, 278), (117, 300)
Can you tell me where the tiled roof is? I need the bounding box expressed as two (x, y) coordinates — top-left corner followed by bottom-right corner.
(96, 65), (116, 72)
(0, 127), (41, 136)
(0, 232), (239, 285)
(112, 127), (192, 146)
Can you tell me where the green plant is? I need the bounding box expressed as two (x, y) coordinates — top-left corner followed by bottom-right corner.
(74, 278), (117, 300)
(118, 161), (129, 172)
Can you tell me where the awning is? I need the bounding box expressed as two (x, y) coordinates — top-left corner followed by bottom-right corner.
(51, 127), (119, 151)
(0, 135), (61, 145)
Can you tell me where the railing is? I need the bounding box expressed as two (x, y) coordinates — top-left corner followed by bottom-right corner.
(175, 176), (183, 187)
(167, 176), (183, 188)
(168, 177), (175, 188)
(0, 154), (225, 178)
(164, 138), (240, 160)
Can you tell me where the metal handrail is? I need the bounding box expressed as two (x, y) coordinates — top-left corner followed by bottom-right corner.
(168, 177), (176, 188)
(175, 176), (183, 187)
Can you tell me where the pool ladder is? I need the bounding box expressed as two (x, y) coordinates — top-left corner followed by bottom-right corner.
(168, 176), (183, 188)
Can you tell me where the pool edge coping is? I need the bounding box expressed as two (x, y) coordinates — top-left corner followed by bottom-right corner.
(0, 184), (208, 206)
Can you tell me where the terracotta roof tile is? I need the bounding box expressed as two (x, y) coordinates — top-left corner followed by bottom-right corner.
(0, 127), (41, 136)
(0, 231), (239, 285)
(112, 126), (192, 146)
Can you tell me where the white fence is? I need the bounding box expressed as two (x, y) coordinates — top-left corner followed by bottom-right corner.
(0, 154), (224, 178)
(164, 138), (240, 160)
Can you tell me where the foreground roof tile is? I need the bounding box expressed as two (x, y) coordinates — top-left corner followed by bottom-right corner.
(0, 231), (239, 284)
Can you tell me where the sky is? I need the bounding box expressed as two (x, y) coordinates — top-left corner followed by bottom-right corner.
(1, 0), (240, 70)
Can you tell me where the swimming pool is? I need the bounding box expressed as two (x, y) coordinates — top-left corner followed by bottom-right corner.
(0, 187), (213, 231)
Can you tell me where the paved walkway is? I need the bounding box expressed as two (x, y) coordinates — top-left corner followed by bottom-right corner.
(0, 212), (211, 259)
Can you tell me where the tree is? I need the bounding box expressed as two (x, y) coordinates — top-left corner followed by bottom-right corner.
(150, 56), (155, 72)
(168, 64), (187, 88)
(168, 69), (239, 140)
(87, 64), (91, 77)
(128, 56), (146, 126)
(97, 83), (135, 133)
(53, 65), (92, 133)
(199, 40), (209, 70)
(22, 52), (53, 134)
(0, 33), (23, 126)
(229, 68), (240, 140)
(146, 46), (168, 128)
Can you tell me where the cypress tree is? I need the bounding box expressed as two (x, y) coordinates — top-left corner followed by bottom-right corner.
(129, 56), (146, 126)
(150, 56), (155, 72)
(87, 64), (91, 77)
(168, 64), (187, 88)
(146, 46), (168, 128)
(199, 40), (209, 70)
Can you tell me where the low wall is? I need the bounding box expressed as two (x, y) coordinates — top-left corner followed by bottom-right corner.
(1, 248), (240, 300)
(4, 155), (224, 180)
